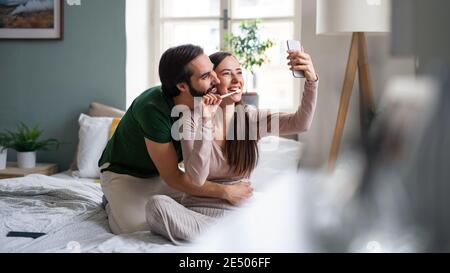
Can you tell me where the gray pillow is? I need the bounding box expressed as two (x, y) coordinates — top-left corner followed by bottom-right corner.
(88, 102), (125, 118)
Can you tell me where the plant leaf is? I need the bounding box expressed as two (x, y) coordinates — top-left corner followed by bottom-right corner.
(4, 123), (61, 152)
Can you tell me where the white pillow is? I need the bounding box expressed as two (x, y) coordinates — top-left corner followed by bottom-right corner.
(75, 114), (113, 178)
(250, 136), (303, 190)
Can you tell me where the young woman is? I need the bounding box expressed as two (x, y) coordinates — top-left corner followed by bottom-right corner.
(146, 48), (318, 244)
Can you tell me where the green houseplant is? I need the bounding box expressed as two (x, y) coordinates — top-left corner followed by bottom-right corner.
(0, 132), (11, 170)
(5, 123), (60, 169)
(225, 19), (274, 105)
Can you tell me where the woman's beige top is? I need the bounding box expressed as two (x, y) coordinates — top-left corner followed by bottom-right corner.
(180, 80), (318, 184)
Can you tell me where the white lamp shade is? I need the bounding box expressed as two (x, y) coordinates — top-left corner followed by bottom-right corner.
(316, 0), (391, 35)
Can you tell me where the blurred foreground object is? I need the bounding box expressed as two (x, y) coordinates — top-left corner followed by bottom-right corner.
(307, 75), (443, 252)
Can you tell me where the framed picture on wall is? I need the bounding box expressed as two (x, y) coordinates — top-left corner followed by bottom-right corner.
(0, 0), (63, 40)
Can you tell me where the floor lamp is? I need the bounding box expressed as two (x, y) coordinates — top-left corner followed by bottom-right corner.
(316, 0), (391, 172)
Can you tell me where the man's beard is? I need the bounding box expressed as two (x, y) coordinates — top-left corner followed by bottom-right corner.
(188, 81), (216, 97)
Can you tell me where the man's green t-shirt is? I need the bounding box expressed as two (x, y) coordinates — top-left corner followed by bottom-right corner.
(98, 86), (182, 178)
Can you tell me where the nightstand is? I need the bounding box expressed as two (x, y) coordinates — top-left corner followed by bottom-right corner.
(0, 162), (58, 179)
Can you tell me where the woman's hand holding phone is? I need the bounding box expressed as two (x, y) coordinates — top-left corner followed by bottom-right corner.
(287, 40), (318, 82)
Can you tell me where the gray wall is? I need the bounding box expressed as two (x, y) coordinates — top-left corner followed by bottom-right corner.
(0, 0), (126, 171)
(299, 0), (416, 168)
(392, 0), (450, 74)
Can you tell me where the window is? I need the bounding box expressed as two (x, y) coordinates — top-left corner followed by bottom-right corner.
(149, 0), (302, 111)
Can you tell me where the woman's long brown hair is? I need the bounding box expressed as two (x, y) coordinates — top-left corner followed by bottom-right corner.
(209, 52), (259, 177)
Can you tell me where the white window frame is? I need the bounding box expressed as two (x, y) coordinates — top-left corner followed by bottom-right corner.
(149, 0), (303, 111)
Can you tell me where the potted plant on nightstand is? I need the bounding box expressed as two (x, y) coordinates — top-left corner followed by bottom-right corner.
(5, 123), (60, 169)
(225, 19), (274, 107)
(0, 132), (11, 170)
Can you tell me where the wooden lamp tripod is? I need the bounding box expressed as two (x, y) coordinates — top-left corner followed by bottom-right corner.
(316, 0), (391, 171)
(328, 32), (376, 172)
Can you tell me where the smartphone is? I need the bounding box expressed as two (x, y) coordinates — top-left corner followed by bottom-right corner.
(7, 231), (46, 239)
(286, 40), (305, 78)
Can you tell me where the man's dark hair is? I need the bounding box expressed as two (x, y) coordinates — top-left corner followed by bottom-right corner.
(159, 44), (204, 97)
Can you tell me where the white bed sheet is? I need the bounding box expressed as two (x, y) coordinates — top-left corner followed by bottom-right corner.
(0, 172), (186, 253)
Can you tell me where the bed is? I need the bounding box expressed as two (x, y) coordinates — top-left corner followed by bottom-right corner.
(0, 136), (306, 253)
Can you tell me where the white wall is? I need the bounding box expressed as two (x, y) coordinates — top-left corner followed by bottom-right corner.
(298, 0), (416, 168)
(126, 0), (152, 108)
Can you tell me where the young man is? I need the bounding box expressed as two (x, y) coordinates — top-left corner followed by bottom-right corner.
(98, 44), (253, 234)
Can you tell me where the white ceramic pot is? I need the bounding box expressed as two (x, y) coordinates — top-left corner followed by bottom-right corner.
(0, 147), (7, 170)
(17, 151), (36, 169)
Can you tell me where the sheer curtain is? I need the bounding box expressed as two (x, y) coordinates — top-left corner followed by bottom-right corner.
(125, 0), (152, 109)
